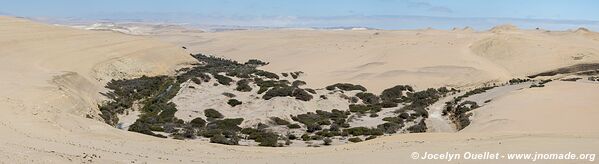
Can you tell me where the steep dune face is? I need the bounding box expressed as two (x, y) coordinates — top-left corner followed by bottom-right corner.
(462, 81), (599, 133)
(0, 16), (196, 117)
(470, 29), (599, 77)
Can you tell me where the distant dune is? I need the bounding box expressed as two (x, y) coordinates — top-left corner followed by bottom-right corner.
(153, 26), (599, 93)
(0, 16), (598, 163)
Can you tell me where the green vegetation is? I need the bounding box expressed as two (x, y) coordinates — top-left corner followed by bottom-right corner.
(235, 79), (252, 92)
(270, 117), (290, 125)
(325, 83), (367, 92)
(205, 109), (224, 119)
(227, 99), (242, 107)
(355, 92), (380, 104)
(508, 78), (530, 84)
(348, 137), (362, 143)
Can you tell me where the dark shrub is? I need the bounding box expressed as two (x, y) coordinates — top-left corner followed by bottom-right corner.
(282, 73), (289, 77)
(377, 122), (403, 134)
(262, 86), (294, 100)
(190, 117), (206, 128)
(343, 127), (383, 136)
(292, 80), (307, 87)
(379, 101), (398, 108)
(287, 123), (301, 129)
(256, 132), (279, 147)
(348, 137), (362, 143)
(323, 138), (333, 145)
(210, 134), (239, 145)
(191, 77), (203, 85)
(380, 85), (413, 102)
(235, 79), (252, 92)
(245, 59), (269, 66)
(292, 88), (313, 101)
(349, 104), (382, 114)
(227, 99), (242, 107)
(406, 120), (427, 133)
(325, 83), (367, 91)
(301, 134), (311, 141)
(305, 88), (317, 94)
(212, 73), (233, 85)
(204, 109), (224, 119)
(399, 112), (410, 119)
(222, 92), (236, 98)
(365, 135), (377, 140)
(206, 118), (244, 132)
(255, 70), (279, 79)
(270, 117), (290, 125)
(355, 92), (380, 104)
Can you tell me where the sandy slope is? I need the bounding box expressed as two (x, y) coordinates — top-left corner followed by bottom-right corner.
(0, 16), (598, 163)
(153, 28), (599, 93)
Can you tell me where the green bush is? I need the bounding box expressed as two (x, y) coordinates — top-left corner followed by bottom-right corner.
(325, 83), (367, 91)
(227, 99), (242, 107)
(244, 59), (269, 66)
(210, 134), (239, 145)
(292, 88), (313, 101)
(406, 120), (427, 133)
(190, 117), (206, 128)
(262, 86), (294, 100)
(287, 123), (301, 129)
(292, 80), (307, 87)
(212, 73), (233, 85)
(235, 79), (252, 92)
(355, 92), (380, 104)
(377, 122), (403, 134)
(380, 85), (413, 102)
(222, 92), (236, 98)
(206, 118), (244, 132)
(348, 137), (362, 143)
(323, 138), (333, 145)
(270, 117), (290, 125)
(255, 70), (279, 79)
(204, 109), (224, 119)
(349, 104), (382, 114)
(256, 132), (279, 147)
(343, 127), (383, 136)
(365, 135), (377, 140)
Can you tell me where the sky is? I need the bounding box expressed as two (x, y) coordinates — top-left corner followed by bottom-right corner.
(1, 0), (599, 30)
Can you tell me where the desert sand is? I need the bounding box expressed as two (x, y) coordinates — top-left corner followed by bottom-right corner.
(0, 16), (598, 163)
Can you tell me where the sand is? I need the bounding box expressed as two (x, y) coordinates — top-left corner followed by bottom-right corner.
(1, 16), (598, 163)
(151, 27), (599, 93)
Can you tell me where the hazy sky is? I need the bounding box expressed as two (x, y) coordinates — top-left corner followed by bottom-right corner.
(1, 0), (598, 30)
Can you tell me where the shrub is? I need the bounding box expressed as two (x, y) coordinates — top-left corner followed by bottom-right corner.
(379, 101), (398, 108)
(270, 117), (290, 125)
(222, 92), (236, 98)
(235, 79), (252, 92)
(212, 73), (233, 85)
(255, 70), (279, 79)
(245, 59), (269, 66)
(282, 73), (289, 77)
(355, 92), (380, 104)
(204, 109), (224, 119)
(292, 80), (307, 87)
(377, 122), (403, 134)
(301, 133), (311, 141)
(380, 85), (413, 102)
(190, 117), (206, 128)
(365, 135), (377, 140)
(292, 88), (313, 101)
(206, 118), (244, 132)
(325, 83), (367, 91)
(210, 134), (239, 145)
(262, 86), (294, 100)
(290, 71), (303, 79)
(343, 127), (383, 136)
(305, 88), (317, 94)
(406, 120), (427, 133)
(348, 137), (362, 143)
(287, 123), (301, 129)
(349, 104), (382, 114)
(227, 99), (242, 107)
(191, 78), (203, 85)
(323, 138), (333, 145)
(255, 132), (280, 147)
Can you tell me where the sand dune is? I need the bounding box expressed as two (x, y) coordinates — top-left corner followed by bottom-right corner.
(1, 16), (598, 163)
(152, 27), (599, 93)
